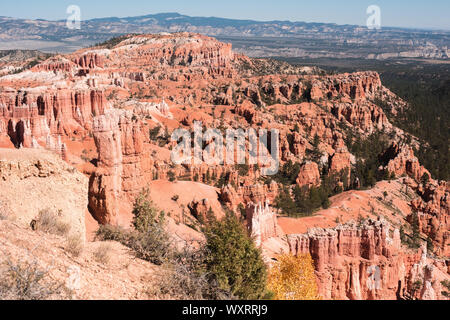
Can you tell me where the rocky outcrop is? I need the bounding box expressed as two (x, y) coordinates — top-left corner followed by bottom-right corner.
(33, 57), (76, 73)
(410, 181), (450, 256)
(73, 52), (104, 70)
(0, 32), (447, 301)
(88, 111), (146, 226)
(327, 72), (382, 100)
(188, 198), (212, 222)
(331, 102), (390, 132)
(382, 143), (430, 182)
(234, 101), (261, 125)
(296, 162), (321, 189)
(98, 33), (234, 76)
(247, 201), (281, 246)
(220, 183), (279, 212)
(329, 148), (352, 184)
(286, 219), (449, 300)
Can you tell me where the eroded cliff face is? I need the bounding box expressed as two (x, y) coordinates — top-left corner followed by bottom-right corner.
(0, 87), (108, 156)
(286, 219), (448, 300)
(411, 181), (450, 257)
(381, 142), (431, 182)
(88, 110), (148, 226)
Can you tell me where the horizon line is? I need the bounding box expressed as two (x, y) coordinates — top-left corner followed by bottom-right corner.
(0, 12), (449, 33)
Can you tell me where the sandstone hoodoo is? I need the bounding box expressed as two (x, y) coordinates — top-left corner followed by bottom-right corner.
(287, 219), (448, 300)
(0, 32), (448, 301)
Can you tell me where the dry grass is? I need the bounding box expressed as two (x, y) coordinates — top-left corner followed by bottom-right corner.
(147, 246), (234, 300)
(0, 257), (69, 300)
(94, 243), (112, 265)
(36, 209), (71, 236)
(65, 235), (84, 258)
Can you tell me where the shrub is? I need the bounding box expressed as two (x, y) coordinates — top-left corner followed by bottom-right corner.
(96, 224), (130, 243)
(0, 258), (67, 300)
(274, 186), (297, 216)
(128, 230), (172, 265)
(97, 190), (173, 266)
(149, 247), (234, 300)
(36, 209), (70, 236)
(409, 213), (422, 249)
(149, 126), (161, 141)
(65, 235), (84, 257)
(348, 131), (390, 188)
(204, 212), (267, 300)
(132, 189), (166, 234)
(275, 184), (332, 218)
(235, 164), (250, 177)
(421, 173), (430, 185)
(411, 280), (423, 295)
(96, 225), (172, 266)
(268, 254), (320, 300)
(94, 243), (112, 265)
(168, 171), (176, 182)
(273, 161), (302, 185)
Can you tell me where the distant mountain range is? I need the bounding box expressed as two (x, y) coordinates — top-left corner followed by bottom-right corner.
(0, 12), (449, 59)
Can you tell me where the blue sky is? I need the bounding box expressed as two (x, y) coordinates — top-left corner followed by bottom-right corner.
(1, 0), (449, 30)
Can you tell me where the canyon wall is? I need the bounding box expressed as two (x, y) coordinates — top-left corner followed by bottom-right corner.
(0, 88), (107, 148)
(286, 219), (449, 300)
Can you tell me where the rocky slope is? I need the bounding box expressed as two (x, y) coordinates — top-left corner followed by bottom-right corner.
(0, 219), (159, 300)
(0, 148), (87, 240)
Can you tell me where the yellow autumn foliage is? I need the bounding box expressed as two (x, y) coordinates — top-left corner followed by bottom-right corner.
(268, 254), (320, 300)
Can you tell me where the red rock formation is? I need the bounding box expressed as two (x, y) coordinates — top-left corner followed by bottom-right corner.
(1, 33), (447, 301)
(287, 219), (449, 300)
(0, 88), (108, 148)
(33, 57), (76, 73)
(88, 111), (147, 226)
(188, 199), (212, 222)
(410, 181), (450, 256)
(247, 201), (281, 246)
(296, 162), (321, 189)
(383, 143), (430, 182)
(331, 102), (390, 132)
(324, 72), (382, 100)
(234, 101), (261, 125)
(73, 52), (104, 69)
(329, 148), (352, 184)
(220, 183), (279, 212)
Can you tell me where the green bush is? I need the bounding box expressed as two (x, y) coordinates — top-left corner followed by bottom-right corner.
(273, 160), (302, 185)
(204, 213), (267, 300)
(97, 190), (172, 265)
(132, 189), (166, 234)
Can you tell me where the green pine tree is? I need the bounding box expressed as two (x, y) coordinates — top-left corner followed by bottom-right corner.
(204, 213), (267, 300)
